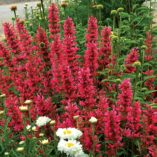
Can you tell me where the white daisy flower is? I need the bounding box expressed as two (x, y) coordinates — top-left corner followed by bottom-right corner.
(56, 128), (82, 140)
(57, 139), (83, 156)
(36, 116), (51, 127)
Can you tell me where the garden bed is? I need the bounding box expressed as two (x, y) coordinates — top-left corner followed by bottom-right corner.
(0, 0), (157, 157)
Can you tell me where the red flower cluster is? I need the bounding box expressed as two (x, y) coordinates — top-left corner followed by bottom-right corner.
(144, 32), (153, 61)
(125, 48), (139, 73)
(84, 17), (98, 76)
(48, 3), (60, 40)
(99, 27), (112, 69)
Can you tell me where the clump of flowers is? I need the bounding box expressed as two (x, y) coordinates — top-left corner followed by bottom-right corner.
(0, 2), (157, 157)
(56, 128), (88, 157)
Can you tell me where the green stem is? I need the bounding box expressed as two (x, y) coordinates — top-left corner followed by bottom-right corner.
(113, 15), (116, 31)
(133, 67), (139, 103)
(13, 10), (17, 19)
(140, 50), (145, 88)
(41, 0), (47, 30)
(92, 124), (96, 157)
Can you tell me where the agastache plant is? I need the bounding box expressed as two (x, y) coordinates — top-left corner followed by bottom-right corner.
(0, 3), (157, 157)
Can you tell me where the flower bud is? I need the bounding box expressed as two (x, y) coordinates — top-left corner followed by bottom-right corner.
(141, 45), (147, 50)
(26, 125), (31, 131)
(115, 78), (121, 83)
(10, 5), (17, 11)
(117, 7), (124, 12)
(73, 115), (79, 120)
(32, 126), (37, 132)
(0, 110), (4, 116)
(61, 2), (68, 8)
(19, 141), (25, 145)
(37, 3), (41, 8)
(39, 133), (44, 137)
(24, 100), (32, 105)
(133, 61), (141, 67)
(19, 106), (28, 112)
(4, 152), (9, 156)
(16, 147), (24, 152)
(0, 94), (6, 98)
(40, 139), (49, 145)
(111, 35), (118, 40)
(89, 117), (98, 124)
(96, 4), (104, 10)
(50, 120), (56, 125)
(111, 10), (117, 15)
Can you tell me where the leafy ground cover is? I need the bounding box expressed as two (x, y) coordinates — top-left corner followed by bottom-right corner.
(0, 1), (157, 157)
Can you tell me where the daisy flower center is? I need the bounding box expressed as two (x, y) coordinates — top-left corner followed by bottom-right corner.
(63, 130), (72, 135)
(66, 142), (75, 148)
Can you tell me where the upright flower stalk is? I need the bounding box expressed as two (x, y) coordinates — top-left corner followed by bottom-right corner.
(99, 27), (112, 70)
(48, 3), (60, 40)
(144, 32), (153, 61)
(63, 17), (79, 78)
(125, 48), (139, 73)
(84, 16), (98, 77)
